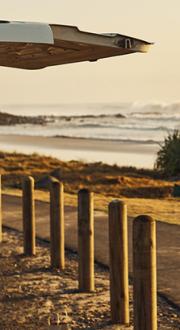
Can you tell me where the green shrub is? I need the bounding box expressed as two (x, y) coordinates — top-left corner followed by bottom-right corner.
(155, 130), (180, 176)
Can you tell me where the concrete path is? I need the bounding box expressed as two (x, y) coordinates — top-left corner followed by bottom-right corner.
(2, 194), (180, 308)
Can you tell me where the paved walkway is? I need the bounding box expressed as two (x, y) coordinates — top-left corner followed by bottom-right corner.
(2, 194), (180, 308)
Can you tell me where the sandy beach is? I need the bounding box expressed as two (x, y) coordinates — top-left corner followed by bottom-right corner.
(0, 134), (159, 168)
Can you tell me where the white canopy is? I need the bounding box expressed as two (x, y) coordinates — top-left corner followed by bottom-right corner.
(0, 20), (152, 70)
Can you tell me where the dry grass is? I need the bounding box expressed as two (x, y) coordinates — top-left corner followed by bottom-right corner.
(1, 151), (179, 197)
(1, 150), (180, 225)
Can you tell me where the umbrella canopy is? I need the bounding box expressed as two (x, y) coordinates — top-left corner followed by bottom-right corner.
(0, 20), (152, 70)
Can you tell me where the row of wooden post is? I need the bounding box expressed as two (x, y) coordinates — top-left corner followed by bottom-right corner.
(0, 175), (157, 330)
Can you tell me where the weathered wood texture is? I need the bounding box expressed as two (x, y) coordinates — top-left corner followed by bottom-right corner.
(108, 200), (129, 324)
(0, 175), (2, 242)
(22, 176), (35, 255)
(50, 178), (65, 269)
(78, 189), (94, 292)
(133, 215), (157, 330)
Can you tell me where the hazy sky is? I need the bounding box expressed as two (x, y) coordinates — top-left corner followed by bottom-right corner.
(0, 1), (180, 105)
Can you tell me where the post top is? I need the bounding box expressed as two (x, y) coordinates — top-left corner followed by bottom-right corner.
(109, 199), (126, 207)
(134, 214), (155, 223)
(23, 176), (34, 182)
(78, 188), (92, 194)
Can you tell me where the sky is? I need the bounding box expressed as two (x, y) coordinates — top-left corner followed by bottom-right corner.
(0, 1), (180, 105)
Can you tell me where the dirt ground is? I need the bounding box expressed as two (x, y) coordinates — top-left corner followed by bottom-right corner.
(0, 228), (180, 330)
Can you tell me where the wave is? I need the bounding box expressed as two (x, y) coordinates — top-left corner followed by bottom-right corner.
(2, 102), (180, 121)
(76, 123), (174, 132)
(0, 102), (179, 145)
(53, 135), (160, 144)
(130, 113), (180, 120)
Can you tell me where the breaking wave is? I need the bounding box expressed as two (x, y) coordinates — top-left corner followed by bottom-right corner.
(0, 101), (179, 143)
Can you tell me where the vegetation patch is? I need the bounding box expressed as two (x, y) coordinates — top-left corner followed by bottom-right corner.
(0, 150), (179, 199)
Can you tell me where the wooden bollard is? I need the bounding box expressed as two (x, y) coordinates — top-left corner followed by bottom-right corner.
(78, 189), (94, 292)
(133, 215), (157, 330)
(50, 178), (65, 270)
(108, 200), (129, 325)
(22, 176), (35, 255)
(0, 175), (2, 242)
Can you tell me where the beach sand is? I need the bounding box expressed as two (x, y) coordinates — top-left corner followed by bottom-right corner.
(0, 134), (159, 168)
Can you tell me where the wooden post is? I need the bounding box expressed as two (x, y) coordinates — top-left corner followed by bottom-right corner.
(0, 175), (2, 243)
(78, 189), (94, 292)
(133, 215), (157, 330)
(22, 176), (35, 255)
(108, 200), (129, 325)
(50, 178), (65, 270)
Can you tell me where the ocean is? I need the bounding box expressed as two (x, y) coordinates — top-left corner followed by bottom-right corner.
(1, 102), (179, 143)
(0, 102), (179, 168)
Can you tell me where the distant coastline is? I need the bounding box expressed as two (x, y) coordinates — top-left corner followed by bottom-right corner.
(0, 111), (49, 126)
(0, 111), (125, 125)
